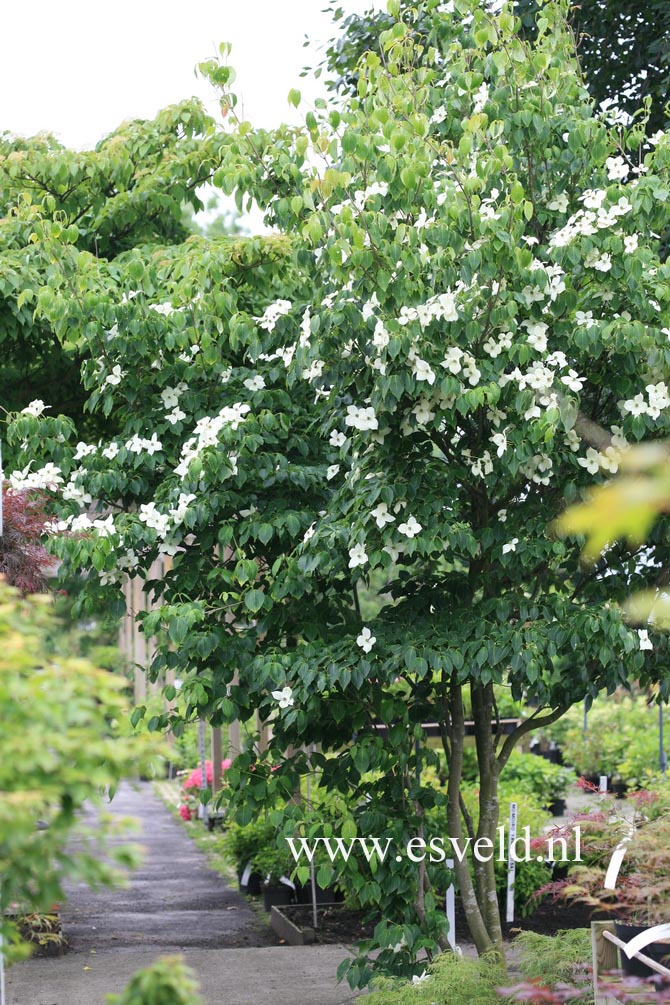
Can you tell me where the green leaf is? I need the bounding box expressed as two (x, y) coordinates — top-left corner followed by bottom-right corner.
(244, 589), (265, 614)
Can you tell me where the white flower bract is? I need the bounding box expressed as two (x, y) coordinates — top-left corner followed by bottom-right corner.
(272, 686), (294, 708)
(356, 626), (376, 653)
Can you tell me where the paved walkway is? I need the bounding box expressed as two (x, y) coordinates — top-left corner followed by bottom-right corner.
(6, 782), (360, 1005)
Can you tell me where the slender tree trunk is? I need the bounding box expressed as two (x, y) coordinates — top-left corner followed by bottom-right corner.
(443, 678), (496, 957)
(471, 682), (505, 959)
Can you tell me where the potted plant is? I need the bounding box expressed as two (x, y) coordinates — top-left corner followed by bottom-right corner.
(221, 819), (274, 896)
(252, 845), (297, 912)
(610, 773), (629, 800)
(502, 750), (574, 816)
(550, 795), (670, 978)
(16, 911), (67, 957)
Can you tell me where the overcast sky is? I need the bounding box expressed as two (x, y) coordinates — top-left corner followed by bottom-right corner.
(1, 0), (384, 149)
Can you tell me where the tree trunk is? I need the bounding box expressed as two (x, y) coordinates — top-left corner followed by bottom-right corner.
(443, 679), (496, 957)
(471, 682), (505, 959)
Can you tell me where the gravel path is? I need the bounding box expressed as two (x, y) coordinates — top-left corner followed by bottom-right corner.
(60, 781), (275, 952)
(5, 782), (361, 1004)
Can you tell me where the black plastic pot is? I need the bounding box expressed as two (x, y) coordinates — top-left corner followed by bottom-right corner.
(612, 780), (629, 800)
(547, 797), (566, 817)
(583, 772), (609, 790)
(615, 921), (670, 978)
(263, 883), (295, 912)
(238, 867), (263, 896)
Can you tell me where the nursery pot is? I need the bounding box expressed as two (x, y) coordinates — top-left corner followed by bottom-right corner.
(612, 780), (628, 800)
(238, 865), (263, 896)
(614, 921), (670, 979)
(263, 883), (294, 912)
(583, 772), (608, 790)
(547, 797), (566, 817)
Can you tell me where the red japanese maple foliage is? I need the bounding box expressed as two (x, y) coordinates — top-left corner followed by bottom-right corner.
(0, 488), (54, 594)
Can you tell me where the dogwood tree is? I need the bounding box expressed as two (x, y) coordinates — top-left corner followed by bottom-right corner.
(0, 100), (218, 446)
(8, 0), (670, 983)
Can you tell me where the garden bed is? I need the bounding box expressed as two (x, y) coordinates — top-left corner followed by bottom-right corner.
(270, 896), (601, 948)
(271, 903), (379, 945)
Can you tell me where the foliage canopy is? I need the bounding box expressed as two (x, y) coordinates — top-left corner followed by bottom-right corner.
(7, 0), (670, 982)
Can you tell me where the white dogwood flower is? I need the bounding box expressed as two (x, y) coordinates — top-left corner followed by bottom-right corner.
(638, 629), (653, 651)
(413, 399), (435, 425)
(272, 686), (294, 708)
(166, 407), (186, 425)
(21, 399), (49, 417)
(622, 394), (648, 417)
(411, 356), (436, 385)
(356, 627), (376, 653)
(578, 448), (601, 475)
(105, 364), (125, 386)
(522, 320), (548, 353)
(561, 370), (585, 393)
(348, 543), (369, 568)
(398, 515), (422, 538)
(606, 155), (630, 181)
(441, 347), (464, 374)
(345, 405), (378, 431)
(255, 299), (292, 332)
(371, 502), (395, 529)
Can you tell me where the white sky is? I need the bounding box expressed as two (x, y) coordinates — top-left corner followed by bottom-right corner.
(1, 0), (384, 149)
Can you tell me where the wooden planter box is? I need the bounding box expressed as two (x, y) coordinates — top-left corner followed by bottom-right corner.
(270, 903), (321, 945)
(271, 903), (380, 946)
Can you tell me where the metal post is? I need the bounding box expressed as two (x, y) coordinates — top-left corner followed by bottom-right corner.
(211, 727), (222, 796)
(0, 880), (5, 1005)
(198, 719), (209, 828)
(0, 926), (5, 1005)
(307, 744), (318, 930)
(661, 705), (667, 776)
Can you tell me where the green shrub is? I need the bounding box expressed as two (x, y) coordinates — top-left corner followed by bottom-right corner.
(362, 932), (593, 1005)
(516, 929), (593, 1003)
(560, 694), (668, 784)
(365, 951), (506, 1005)
(106, 956), (202, 1004)
(221, 818), (276, 872)
(503, 750), (575, 803)
(0, 582), (160, 957)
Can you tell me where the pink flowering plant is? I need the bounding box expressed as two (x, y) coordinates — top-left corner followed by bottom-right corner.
(178, 760), (232, 821)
